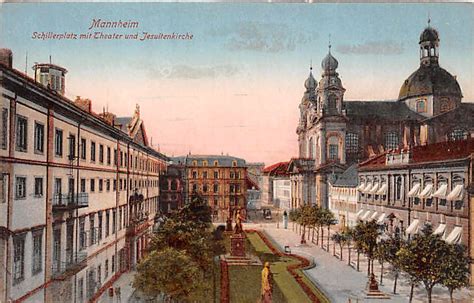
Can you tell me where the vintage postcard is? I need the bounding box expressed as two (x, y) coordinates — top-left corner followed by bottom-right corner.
(0, 2), (473, 303)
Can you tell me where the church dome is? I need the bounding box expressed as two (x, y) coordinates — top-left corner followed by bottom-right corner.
(398, 65), (462, 100)
(321, 52), (338, 71)
(304, 69), (317, 90)
(419, 26), (439, 44)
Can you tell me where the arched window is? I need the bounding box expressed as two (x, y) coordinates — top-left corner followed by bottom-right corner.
(345, 132), (359, 155)
(203, 160), (208, 167)
(170, 180), (178, 191)
(395, 176), (402, 201)
(232, 160), (237, 167)
(192, 160), (198, 166)
(416, 99), (426, 113)
(327, 95), (337, 114)
(385, 132), (399, 150)
(448, 128), (468, 141)
(327, 136), (340, 161)
(214, 160), (219, 167)
(308, 137), (314, 159)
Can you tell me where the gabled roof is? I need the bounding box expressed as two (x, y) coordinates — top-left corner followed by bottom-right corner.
(344, 100), (424, 121)
(332, 164), (359, 187)
(262, 161), (290, 176)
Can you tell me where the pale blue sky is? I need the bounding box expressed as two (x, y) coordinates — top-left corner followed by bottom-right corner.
(1, 3), (472, 163)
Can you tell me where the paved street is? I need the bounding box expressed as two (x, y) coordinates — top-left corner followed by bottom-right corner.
(245, 222), (473, 303)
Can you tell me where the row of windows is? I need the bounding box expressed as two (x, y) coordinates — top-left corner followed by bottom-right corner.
(191, 183), (242, 193)
(12, 114), (163, 173)
(12, 175), (158, 200)
(12, 230), (43, 284)
(190, 160), (239, 167)
(191, 170), (242, 179)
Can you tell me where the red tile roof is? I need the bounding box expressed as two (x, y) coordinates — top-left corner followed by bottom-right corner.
(359, 139), (474, 170)
(262, 161), (290, 176)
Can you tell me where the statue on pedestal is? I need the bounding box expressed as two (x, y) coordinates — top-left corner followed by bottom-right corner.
(234, 209), (244, 234)
(260, 262), (273, 303)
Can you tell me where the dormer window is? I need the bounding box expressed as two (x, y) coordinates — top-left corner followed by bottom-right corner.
(416, 99), (426, 113)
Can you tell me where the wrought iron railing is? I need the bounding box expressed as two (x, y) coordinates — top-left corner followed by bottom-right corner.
(52, 193), (88, 209)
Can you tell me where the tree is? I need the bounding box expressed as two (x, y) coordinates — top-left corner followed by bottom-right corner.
(342, 227), (353, 266)
(352, 220), (382, 276)
(133, 248), (210, 302)
(288, 209), (300, 231)
(397, 224), (449, 303)
(382, 233), (404, 294)
(440, 244), (470, 303)
(296, 204), (314, 244)
(331, 232), (347, 260)
(375, 239), (392, 285)
(321, 209), (337, 251)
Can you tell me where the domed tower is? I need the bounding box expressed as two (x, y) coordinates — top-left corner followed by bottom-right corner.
(297, 66), (318, 158)
(317, 44), (346, 116)
(398, 21), (462, 117)
(33, 62), (68, 96)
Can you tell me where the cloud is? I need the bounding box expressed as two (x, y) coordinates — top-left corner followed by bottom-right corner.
(138, 63), (241, 79)
(223, 22), (317, 53)
(336, 40), (404, 55)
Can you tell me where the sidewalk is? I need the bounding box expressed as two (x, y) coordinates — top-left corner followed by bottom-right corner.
(97, 271), (137, 303)
(245, 223), (473, 303)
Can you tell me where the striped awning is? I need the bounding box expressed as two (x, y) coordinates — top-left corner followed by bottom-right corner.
(355, 209), (365, 218)
(446, 184), (464, 201)
(406, 219), (420, 235)
(418, 183), (433, 199)
(377, 213), (386, 224)
(433, 223), (446, 237)
(370, 211), (379, 220)
(369, 183), (380, 194)
(376, 184), (388, 195)
(360, 210), (372, 221)
(432, 184), (448, 199)
(445, 226), (463, 244)
(407, 183), (421, 198)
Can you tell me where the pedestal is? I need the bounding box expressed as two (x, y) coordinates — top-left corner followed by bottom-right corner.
(230, 233), (246, 257)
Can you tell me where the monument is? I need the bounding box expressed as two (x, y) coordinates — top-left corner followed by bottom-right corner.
(230, 209), (246, 257)
(365, 273), (390, 299)
(260, 262), (273, 303)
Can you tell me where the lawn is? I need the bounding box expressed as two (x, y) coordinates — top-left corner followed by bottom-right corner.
(223, 231), (328, 303)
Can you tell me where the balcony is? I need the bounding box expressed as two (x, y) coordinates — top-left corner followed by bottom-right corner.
(52, 250), (88, 280)
(52, 193), (88, 211)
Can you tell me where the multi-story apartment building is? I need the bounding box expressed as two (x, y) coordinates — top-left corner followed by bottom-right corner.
(0, 50), (168, 302)
(172, 155), (248, 221)
(357, 139), (473, 284)
(159, 164), (184, 214)
(328, 164), (358, 228)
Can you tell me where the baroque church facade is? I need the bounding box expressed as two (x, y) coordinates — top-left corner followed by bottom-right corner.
(289, 23), (474, 209)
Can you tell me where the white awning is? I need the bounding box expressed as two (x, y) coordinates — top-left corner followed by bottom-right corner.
(357, 183), (366, 191)
(360, 210), (372, 221)
(370, 211), (379, 220)
(433, 223), (446, 237)
(407, 183), (421, 198)
(377, 213), (386, 224)
(362, 183), (373, 193)
(406, 219), (420, 235)
(446, 184), (464, 201)
(418, 183), (433, 199)
(445, 226), (463, 244)
(369, 183), (380, 194)
(376, 184), (388, 195)
(355, 209), (365, 218)
(432, 184), (448, 199)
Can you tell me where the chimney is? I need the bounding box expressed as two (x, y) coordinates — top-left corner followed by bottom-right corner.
(0, 49), (13, 68)
(74, 96), (92, 113)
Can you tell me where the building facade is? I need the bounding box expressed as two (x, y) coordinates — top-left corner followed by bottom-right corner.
(246, 162), (264, 210)
(357, 139), (473, 284)
(261, 162), (290, 208)
(159, 164), (184, 214)
(328, 164), (358, 228)
(0, 51), (168, 303)
(172, 155), (248, 221)
(292, 23), (474, 210)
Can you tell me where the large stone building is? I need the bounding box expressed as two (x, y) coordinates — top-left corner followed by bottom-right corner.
(0, 50), (168, 302)
(159, 164), (184, 214)
(292, 23), (474, 209)
(261, 162), (290, 208)
(357, 139), (474, 284)
(172, 155), (248, 221)
(328, 164), (359, 229)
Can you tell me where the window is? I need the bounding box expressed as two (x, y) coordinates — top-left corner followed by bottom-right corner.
(232, 161), (237, 167)
(99, 179), (103, 192)
(203, 184), (208, 193)
(192, 160), (198, 166)
(98, 212), (103, 242)
(120, 151), (124, 167)
(327, 94), (338, 114)
(214, 171), (219, 179)
(329, 144), (339, 160)
(114, 149), (117, 166)
(90, 179), (95, 192)
(192, 171), (197, 179)
(112, 209), (116, 233)
(105, 210), (110, 237)
(13, 234), (26, 284)
(119, 208), (123, 230)
(16, 115), (28, 152)
(416, 99), (426, 113)
(230, 172), (234, 179)
(54, 178), (62, 195)
(32, 230), (43, 275)
(80, 138), (86, 160)
(1, 108), (7, 150)
(105, 259), (109, 278)
(385, 132), (399, 150)
(308, 137), (314, 159)
(448, 128), (468, 141)
(113, 179), (117, 191)
(99, 144), (104, 163)
(395, 176), (402, 201)
(90, 141), (96, 162)
(214, 160), (219, 166)
(68, 134), (76, 159)
(345, 132), (359, 155)
(106, 179), (110, 191)
(112, 255), (115, 273)
(79, 217), (86, 250)
(203, 171), (208, 179)
(78, 278), (84, 302)
(0, 174), (6, 204)
(192, 183), (198, 192)
(80, 179), (86, 193)
(107, 147), (111, 165)
(34, 122), (44, 153)
(55, 129), (63, 156)
(15, 177), (26, 199)
(34, 177), (43, 197)
(89, 216), (96, 246)
(213, 184), (218, 193)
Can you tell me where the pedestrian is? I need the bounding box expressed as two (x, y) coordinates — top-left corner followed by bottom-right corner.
(115, 286), (121, 303)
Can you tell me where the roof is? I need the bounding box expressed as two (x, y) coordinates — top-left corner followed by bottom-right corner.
(262, 161), (290, 176)
(332, 164), (359, 187)
(422, 102), (474, 124)
(171, 155), (246, 167)
(420, 26), (439, 43)
(114, 117), (132, 132)
(344, 100), (424, 121)
(246, 174), (260, 190)
(32, 63), (68, 73)
(398, 64), (462, 101)
(359, 139), (474, 170)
